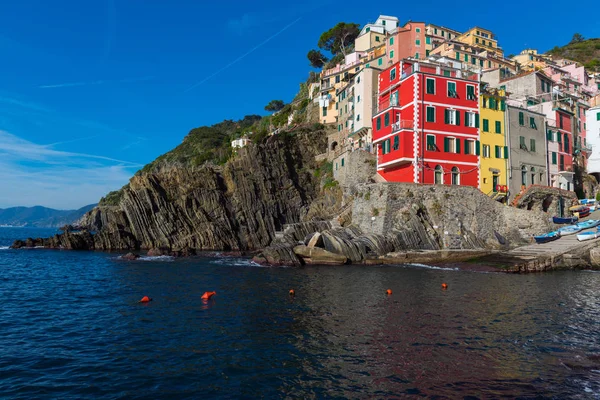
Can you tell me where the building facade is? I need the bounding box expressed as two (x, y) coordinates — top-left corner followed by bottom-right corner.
(455, 27), (503, 57)
(386, 21), (427, 62)
(585, 105), (600, 180)
(505, 105), (548, 199)
(479, 88), (508, 195)
(372, 59), (481, 187)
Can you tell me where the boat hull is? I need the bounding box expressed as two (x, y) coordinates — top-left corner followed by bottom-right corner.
(534, 232), (560, 244)
(577, 232), (598, 241)
(553, 216), (578, 224)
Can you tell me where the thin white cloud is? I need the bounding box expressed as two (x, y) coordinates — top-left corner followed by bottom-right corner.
(0, 130), (140, 208)
(39, 76), (155, 89)
(184, 17), (301, 92)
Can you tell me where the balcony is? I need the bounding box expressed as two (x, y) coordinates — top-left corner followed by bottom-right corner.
(391, 120), (415, 132)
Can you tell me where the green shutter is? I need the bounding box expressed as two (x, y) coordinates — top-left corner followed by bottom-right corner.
(341, 158), (344, 167)
(427, 135), (435, 147)
(519, 136), (525, 147)
(530, 139), (536, 152)
(444, 109), (449, 124)
(483, 119), (489, 132)
(504, 146), (509, 159)
(475, 140), (481, 155)
(455, 138), (460, 154)
(546, 129), (552, 141)
(427, 107), (435, 122)
(376, 117), (381, 130)
(426, 79), (435, 94)
(475, 114), (480, 128)
(444, 137), (450, 152)
(597, 112), (600, 121)
(495, 146), (500, 158)
(557, 132), (562, 143)
(500, 100), (506, 111)
(495, 121), (501, 133)
(393, 135), (399, 150)
(519, 112), (524, 125)
(464, 111), (469, 127)
(552, 152), (557, 164)
(384, 113), (389, 126)
(456, 110), (460, 126)
(455, 52), (460, 60)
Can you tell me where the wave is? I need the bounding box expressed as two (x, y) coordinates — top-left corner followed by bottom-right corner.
(209, 258), (263, 267)
(116, 255), (176, 262)
(0, 246), (9, 250)
(404, 263), (459, 271)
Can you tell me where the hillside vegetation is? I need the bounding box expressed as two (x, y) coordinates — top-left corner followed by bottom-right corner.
(547, 37), (600, 71)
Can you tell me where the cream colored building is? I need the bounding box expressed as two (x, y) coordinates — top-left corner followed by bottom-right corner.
(455, 27), (503, 57)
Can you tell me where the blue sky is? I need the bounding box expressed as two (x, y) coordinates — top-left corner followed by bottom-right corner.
(0, 0), (597, 209)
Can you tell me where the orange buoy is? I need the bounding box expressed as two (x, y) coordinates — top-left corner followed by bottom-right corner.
(139, 296), (152, 303)
(386, 289), (392, 295)
(289, 289), (295, 296)
(201, 291), (216, 300)
(441, 283), (448, 289)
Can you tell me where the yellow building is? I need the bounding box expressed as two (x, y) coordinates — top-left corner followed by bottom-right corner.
(455, 27), (503, 57)
(479, 88), (508, 198)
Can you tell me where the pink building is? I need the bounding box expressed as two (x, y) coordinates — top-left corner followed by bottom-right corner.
(386, 22), (427, 64)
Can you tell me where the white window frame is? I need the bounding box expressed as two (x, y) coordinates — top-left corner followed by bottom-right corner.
(426, 77), (436, 95)
(466, 112), (476, 127)
(447, 81), (458, 97)
(483, 144), (490, 158)
(426, 134), (436, 151)
(426, 105), (436, 122)
(434, 165), (444, 184)
(448, 109), (459, 125)
(451, 167), (460, 185)
(465, 140), (475, 155)
(448, 137), (457, 153)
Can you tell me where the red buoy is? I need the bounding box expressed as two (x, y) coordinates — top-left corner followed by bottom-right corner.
(289, 289), (295, 296)
(441, 283), (448, 289)
(386, 289), (392, 295)
(139, 296), (152, 303)
(201, 291), (216, 300)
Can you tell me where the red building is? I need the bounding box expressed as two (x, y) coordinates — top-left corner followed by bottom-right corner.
(372, 59), (481, 187)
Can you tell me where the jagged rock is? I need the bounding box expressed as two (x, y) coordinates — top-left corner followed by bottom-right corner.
(590, 247), (600, 267)
(170, 247), (197, 257)
(307, 232), (323, 248)
(147, 248), (168, 256)
(121, 252), (140, 260)
(293, 245), (347, 265)
(254, 245), (302, 266)
(10, 240), (25, 249)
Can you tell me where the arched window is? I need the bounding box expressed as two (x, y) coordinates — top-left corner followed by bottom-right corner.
(564, 134), (570, 153)
(521, 166), (527, 186)
(451, 167), (460, 185)
(531, 167), (535, 185)
(331, 141), (338, 151)
(434, 165), (443, 184)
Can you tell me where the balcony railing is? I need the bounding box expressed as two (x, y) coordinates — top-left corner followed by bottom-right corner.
(391, 120), (414, 132)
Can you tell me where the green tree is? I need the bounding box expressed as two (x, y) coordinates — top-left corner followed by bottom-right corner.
(264, 100), (285, 112)
(570, 33), (585, 44)
(307, 49), (328, 68)
(317, 22), (360, 57)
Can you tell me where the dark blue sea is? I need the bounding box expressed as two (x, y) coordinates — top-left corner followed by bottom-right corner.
(1, 227), (600, 399)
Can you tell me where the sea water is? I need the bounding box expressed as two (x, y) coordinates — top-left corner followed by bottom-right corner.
(1, 227), (599, 398)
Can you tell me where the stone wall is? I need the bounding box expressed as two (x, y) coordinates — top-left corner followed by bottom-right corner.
(512, 185), (578, 215)
(333, 149), (376, 187)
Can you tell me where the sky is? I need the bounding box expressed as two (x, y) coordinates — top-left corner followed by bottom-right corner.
(0, 0), (597, 209)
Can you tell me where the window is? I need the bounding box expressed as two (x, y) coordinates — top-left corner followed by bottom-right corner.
(366, 27), (370, 33)
(465, 112), (478, 127)
(441, 30), (445, 37)
(356, 114), (360, 122)
(530, 117), (537, 129)
(521, 166), (527, 186)
(455, 52), (460, 60)
(426, 50), (430, 57)
(378, 58), (383, 66)
(488, 60), (492, 68)
(495, 121), (501, 133)
(444, 137), (460, 153)
(483, 98), (487, 108)
(560, 155), (565, 171)
(382, 139), (391, 154)
(376, 117), (381, 130)
(451, 167), (459, 185)
(447, 82), (457, 97)
(434, 165), (443, 184)
(500, 100), (505, 111)
(415, 53), (419, 59)
(519, 112), (524, 126)
(445, 109), (460, 125)
(476, 38), (479, 44)
(384, 113), (390, 127)
(489, 98), (497, 109)
(482, 119), (489, 132)
(390, 50), (394, 59)
(495, 145), (502, 158)
(426, 106), (435, 122)
(519, 136), (527, 150)
(564, 134), (569, 152)
(393, 135), (399, 150)
(416, 28), (421, 33)
(426, 37), (431, 44)
(530, 139), (536, 152)
(366, 63), (370, 68)
(390, 68), (396, 81)
(426, 135), (436, 150)
(390, 37), (394, 45)
(597, 111), (600, 121)
(335, 75), (340, 83)
(464, 140), (474, 155)
(322, 107), (327, 117)
(559, 114), (564, 129)
(341, 158), (345, 167)
(434, 28), (438, 35)
(464, 54), (469, 62)
(375, 36), (380, 42)
(483, 144), (490, 158)
(357, 95), (361, 103)
(466, 85), (475, 100)
(552, 152), (557, 165)
(416, 39), (421, 46)
(338, 124), (341, 132)
(480, 59), (484, 67)
(426, 78), (435, 94)
(472, 57), (476, 65)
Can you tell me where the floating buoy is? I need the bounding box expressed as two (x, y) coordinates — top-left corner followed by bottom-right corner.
(441, 283), (448, 289)
(201, 291), (216, 300)
(386, 289), (392, 295)
(289, 289), (295, 296)
(139, 296), (152, 303)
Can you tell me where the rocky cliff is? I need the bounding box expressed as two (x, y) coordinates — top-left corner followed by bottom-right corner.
(12, 126), (330, 252)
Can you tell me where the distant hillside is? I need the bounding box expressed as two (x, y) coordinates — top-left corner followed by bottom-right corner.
(547, 37), (600, 71)
(0, 204), (96, 228)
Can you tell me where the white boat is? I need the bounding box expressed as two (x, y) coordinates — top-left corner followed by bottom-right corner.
(558, 225), (582, 236)
(577, 231), (598, 241)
